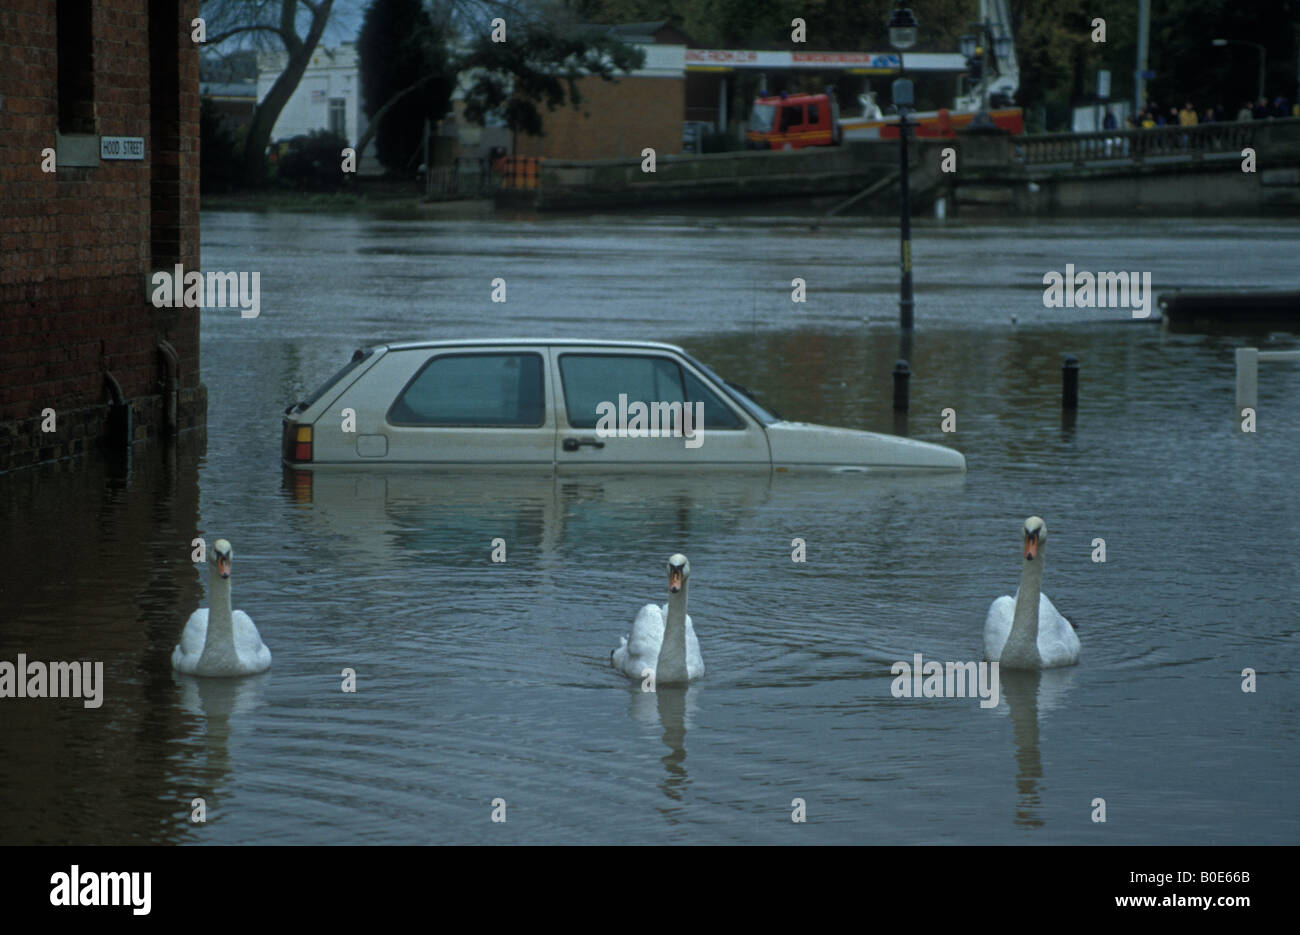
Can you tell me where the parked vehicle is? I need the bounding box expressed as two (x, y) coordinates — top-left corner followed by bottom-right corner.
(746, 93), (841, 150)
(840, 105), (1024, 141)
(281, 339), (965, 473)
(747, 91), (1023, 148)
(747, 0), (1025, 149)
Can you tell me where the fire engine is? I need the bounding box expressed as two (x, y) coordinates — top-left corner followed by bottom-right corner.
(745, 93), (842, 149)
(745, 0), (1023, 146)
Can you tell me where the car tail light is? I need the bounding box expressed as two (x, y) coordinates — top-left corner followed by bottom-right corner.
(283, 420), (313, 463)
(294, 425), (313, 461)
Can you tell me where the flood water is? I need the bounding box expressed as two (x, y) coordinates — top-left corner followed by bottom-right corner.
(2, 211), (1297, 844)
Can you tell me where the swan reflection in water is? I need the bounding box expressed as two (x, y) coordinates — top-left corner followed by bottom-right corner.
(626, 682), (701, 808)
(996, 667), (1076, 829)
(172, 671), (271, 824)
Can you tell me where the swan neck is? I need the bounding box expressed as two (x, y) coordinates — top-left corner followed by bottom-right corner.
(1012, 554), (1044, 641)
(205, 566), (235, 650)
(665, 584), (687, 636)
(658, 583), (689, 678)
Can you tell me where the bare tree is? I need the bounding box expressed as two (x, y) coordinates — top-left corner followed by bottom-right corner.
(202, 0), (337, 186)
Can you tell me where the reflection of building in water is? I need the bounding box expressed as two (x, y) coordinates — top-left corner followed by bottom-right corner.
(0, 431), (206, 843)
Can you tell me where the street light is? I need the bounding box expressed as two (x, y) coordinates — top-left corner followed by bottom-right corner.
(1212, 38), (1267, 106)
(889, 4), (918, 331)
(888, 6), (918, 50)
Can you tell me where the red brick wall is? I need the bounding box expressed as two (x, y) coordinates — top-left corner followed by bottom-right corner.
(515, 76), (685, 161)
(0, 0), (203, 472)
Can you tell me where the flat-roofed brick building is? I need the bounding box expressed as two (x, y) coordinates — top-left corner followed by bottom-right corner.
(512, 22), (689, 161)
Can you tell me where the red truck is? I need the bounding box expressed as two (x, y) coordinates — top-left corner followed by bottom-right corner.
(746, 93), (842, 149)
(747, 92), (1024, 148)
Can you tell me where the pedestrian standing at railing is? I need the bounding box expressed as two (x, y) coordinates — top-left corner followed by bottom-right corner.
(1103, 108), (1117, 130)
(1237, 101), (1253, 121)
(1176, 102), (1196, 149)
(1253, 97), (1270, 119)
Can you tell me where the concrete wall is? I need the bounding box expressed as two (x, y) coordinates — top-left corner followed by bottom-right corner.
(532, 140), (942, 209)
(953, 119), (1300, 217)
(0, 0), (204, 473)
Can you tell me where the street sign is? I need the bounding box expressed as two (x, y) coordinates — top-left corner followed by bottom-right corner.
(893, 78), (914, 108)
(1097, 69), (1111, 100)
(100, 137), (144, 160)
(1140, 70), (1155, 80)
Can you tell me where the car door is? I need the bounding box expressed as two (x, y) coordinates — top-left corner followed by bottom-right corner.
(350, 345), (555, 465)
(551, 346), (770, 470)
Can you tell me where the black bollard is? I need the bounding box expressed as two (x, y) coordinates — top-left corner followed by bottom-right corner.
(893, 360), (910, 411)
(1062, 355), (1079, 410)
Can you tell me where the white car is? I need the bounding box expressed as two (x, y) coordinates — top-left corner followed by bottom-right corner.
(281, 339), (966, 473)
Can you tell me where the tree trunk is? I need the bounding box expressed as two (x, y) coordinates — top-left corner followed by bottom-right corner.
(352, 71), (445, 173)
(239, 0), (335, 187)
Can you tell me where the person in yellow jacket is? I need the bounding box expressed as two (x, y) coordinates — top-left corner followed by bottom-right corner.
(1178, 102), (1199, 126)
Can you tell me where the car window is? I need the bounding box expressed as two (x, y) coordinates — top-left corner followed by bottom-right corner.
(559, 354), (686, 429)
(683, 369), (744, 429)
(781, 105), (802, 130)
(559, 354), (745, 431)
(807, 102), (820, 124)
(388, 352), (544, 427)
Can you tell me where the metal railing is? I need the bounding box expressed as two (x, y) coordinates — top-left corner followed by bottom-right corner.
(1018, 121), (1256, 166)
(422, 156), (545, 198)
(423, 159), (503, 199)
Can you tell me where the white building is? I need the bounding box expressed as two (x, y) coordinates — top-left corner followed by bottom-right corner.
(257, 42), (378, 168)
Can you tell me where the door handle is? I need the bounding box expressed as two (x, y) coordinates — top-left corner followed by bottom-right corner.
(562, 437), (606, 452)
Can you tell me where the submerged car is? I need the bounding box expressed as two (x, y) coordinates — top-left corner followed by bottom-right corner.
(281, 339), (965, 473)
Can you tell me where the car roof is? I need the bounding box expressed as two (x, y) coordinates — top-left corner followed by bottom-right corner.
(379, 338), (688, 354)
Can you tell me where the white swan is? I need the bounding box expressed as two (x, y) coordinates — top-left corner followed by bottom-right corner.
(172, 539), (272, 677)
(983, 517), (1080, 670)
(611, 553), (704, 684)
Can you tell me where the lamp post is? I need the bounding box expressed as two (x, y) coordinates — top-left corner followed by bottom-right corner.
(1211, 39), (1267, 106)
(889, 4), (918, 331)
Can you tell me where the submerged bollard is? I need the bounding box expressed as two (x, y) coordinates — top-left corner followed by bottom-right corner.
(1235, 347), (1258, 415)
(1062, 355), (1079, 410)
(893, 360), (910, 411)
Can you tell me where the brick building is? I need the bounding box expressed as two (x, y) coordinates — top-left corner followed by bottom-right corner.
(0, 0), (204, 473)
(513, 22), (689, 161)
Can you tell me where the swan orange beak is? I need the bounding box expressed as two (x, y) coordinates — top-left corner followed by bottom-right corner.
(1024, 533), (1039, 562)
(669, 567), (683, 593)
(217, 555), (231, 579)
